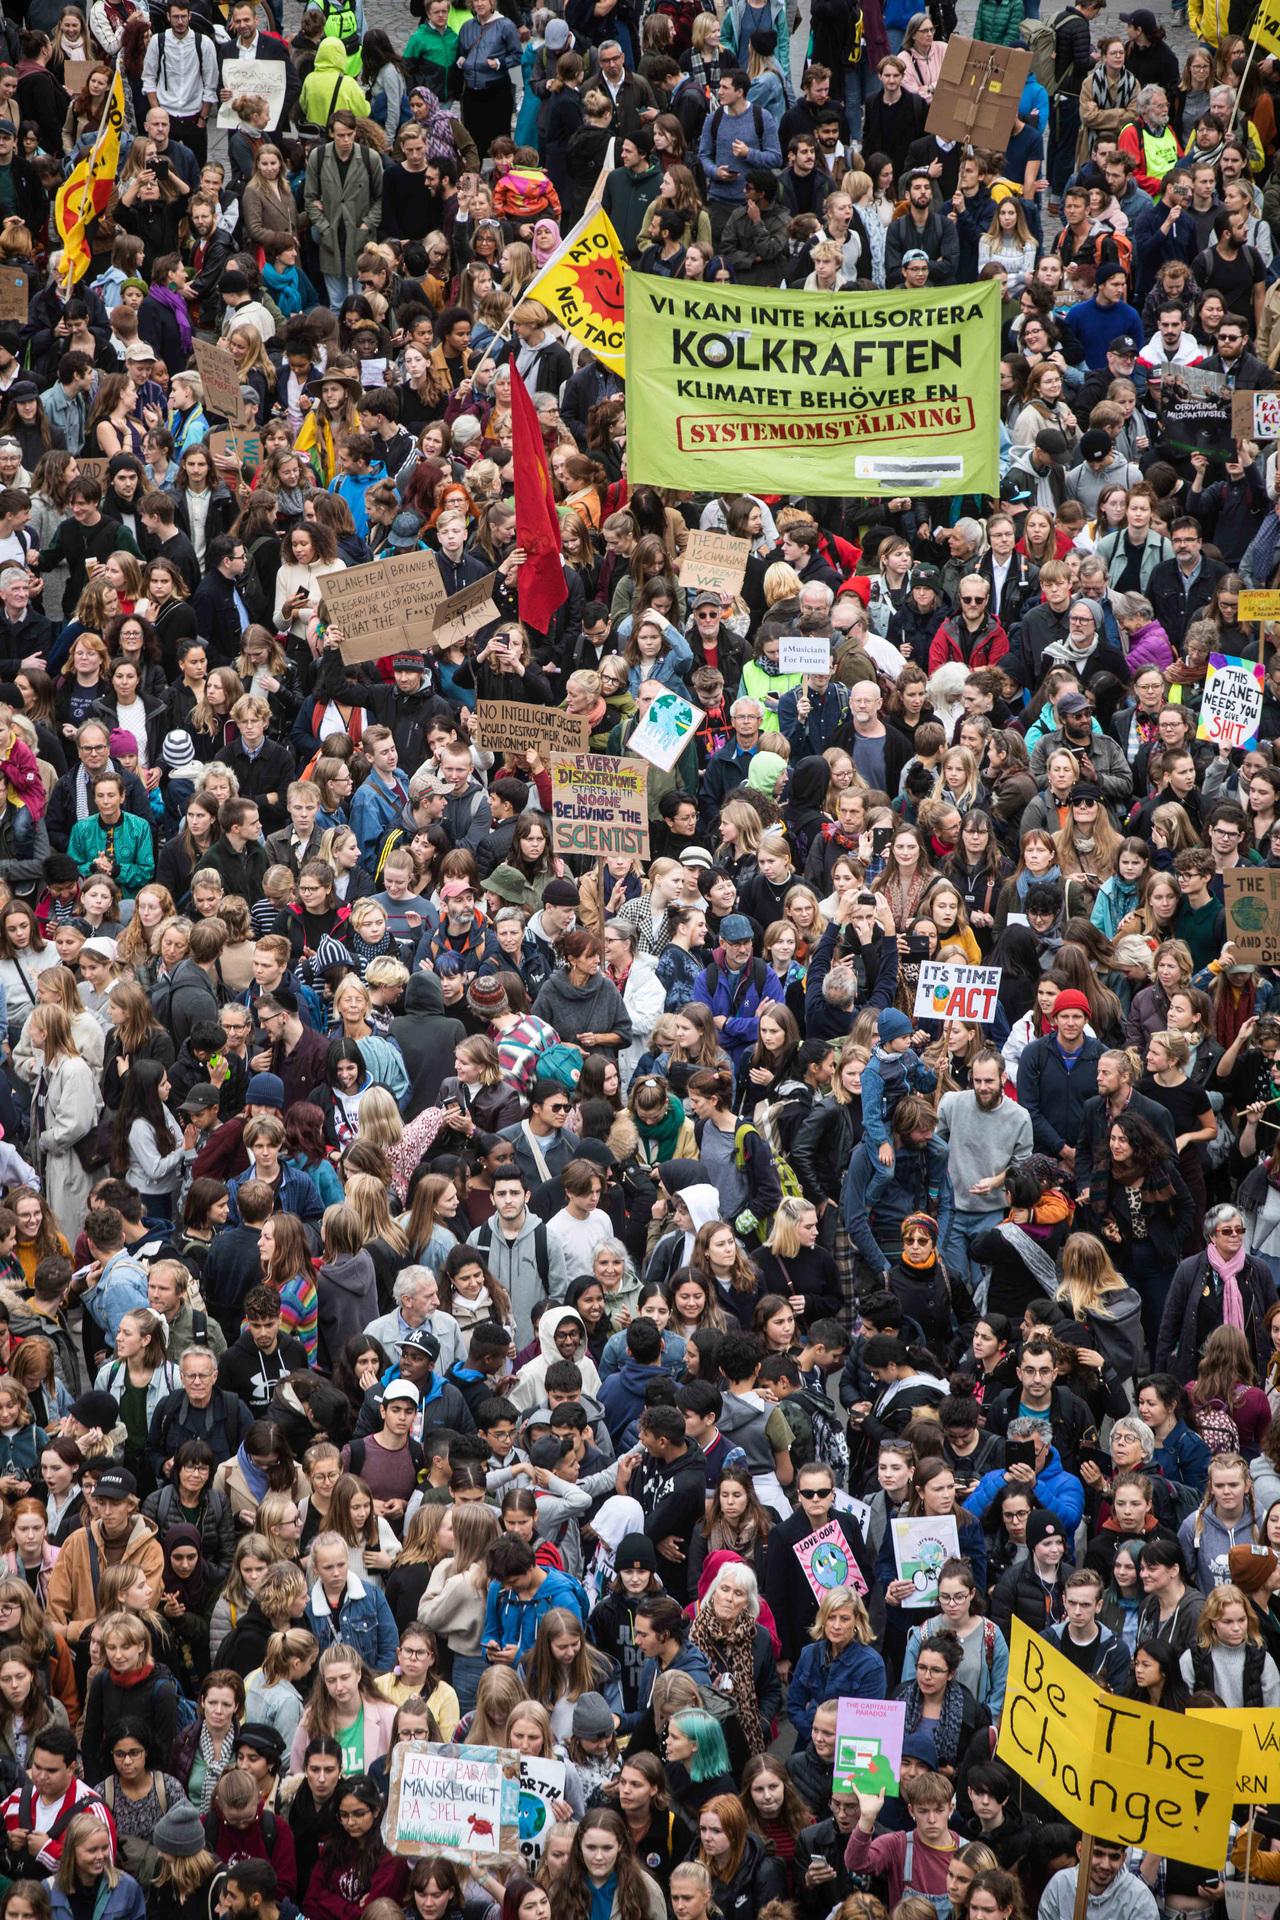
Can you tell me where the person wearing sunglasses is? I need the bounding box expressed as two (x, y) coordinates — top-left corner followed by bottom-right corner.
(927, 572), (1010, 676)
(497, 1076), (583, 1188)
(760, 1463), (878, 1674)
(1154, 1202), (1275, 1384)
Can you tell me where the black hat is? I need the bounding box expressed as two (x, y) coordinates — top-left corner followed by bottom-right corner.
(220, 270), (252, 296)
(1035, 428), (1069, 459)
(1070, 781), (1103, 804)
(911, 564), (943, 592)
(1026, 1511), (1064, 1549)
(236, 1723), (286, 1765)
(401, 1327), (441, 1360)
(1108, 333), (1139, 356)
(1080, 428), (1112, 462)
(6, 380), (37, 405)
(615, 1532), (658, 1570)
(542, 878), (581, 908)
(69, 1391), (121, 1433)
(94, 1467), (137, 1502)
(272, 984), (299, 1014)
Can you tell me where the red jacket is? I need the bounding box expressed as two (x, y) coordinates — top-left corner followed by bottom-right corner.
(928, 611), (1010, 674)
(305, 1843), (409, 1920)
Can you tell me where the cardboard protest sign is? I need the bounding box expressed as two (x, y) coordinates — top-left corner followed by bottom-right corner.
(194, 338), (247, 424)
(62, 60), (93, 94)
(550, 754), (650, 860)
(208, 426), (263, 471)
(926, 37), (1032, 150)
(627, 690), (703, 773)
(997, 1618), (1240, 1868)
(517, 1756), (566, 1866)
(385, 1742), (520, 1864)
(75, 458), (108, 488)
(1189, 1708), (1280, 1804)
(678, 531), (750, 599)
(1224, 870), (1280, 965)
(891, 1514), (960, 1608)
(473, 702), (590, 758)
(216, 57), (289, 129)
(432, 578), (499, 650)
(1196, 653), (1266, 752)
(913, 961), (1001, 1023)
(0, 267), (28, 323)
(835, 1699), (907, 1796)
(779, 635), (833, 674)
(793, 1519), (868, 1601)
(321, 551), (446, 664)
(1240, 591), (1280, 622)
(1233, 391), (1280, 441)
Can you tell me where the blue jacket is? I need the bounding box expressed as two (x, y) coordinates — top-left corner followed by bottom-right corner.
(787, 1639), (887, 1747)
(693, 954), (785, 1063)
(1151, 1419), (1212, 1495)
(841, 1137), (954, 1276)
(226, 1161), (324, 1226)
(598, 1356), (669, 1447)
(350, 768), (410, 864)
(481, 1566), (584, 1660)
(777, 683), (850, 757)
(1016, 1032), (1104, 1158)
(860, 1045), (937, 1155)
(965, 1446), (1086, 1534)
(305, 1570), (399, 1671)
(52, 1875), (146, 1920)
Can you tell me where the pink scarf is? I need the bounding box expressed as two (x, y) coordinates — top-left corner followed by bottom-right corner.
(1207, 1240), (1247, 1331)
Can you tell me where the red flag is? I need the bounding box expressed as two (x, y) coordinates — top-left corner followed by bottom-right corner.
(510, 363), (567, 633)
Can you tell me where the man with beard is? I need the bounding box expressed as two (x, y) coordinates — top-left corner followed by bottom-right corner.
(935, 1048), (1033, 1293)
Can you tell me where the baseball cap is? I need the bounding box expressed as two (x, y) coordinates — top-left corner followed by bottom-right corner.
(1057, 690), (1091, 715)
(1035, 428), (1069, 460)
(94, 1468), (137, 1502)
(1119, 7), (1158, 28)
(1108, 334), (1139, 356)
(902, 248), (929, 265)
(440, 878), (474, 899)
(692, 590), (722, 610)
(180, 1083), (219, 1115)
(387, 511), (423, 550)
(383, 1379), (420, 1406)
(401, 1327), (441, 1360)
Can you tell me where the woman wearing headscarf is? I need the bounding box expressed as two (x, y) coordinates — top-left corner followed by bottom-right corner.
(159, 1525), (217, 1698)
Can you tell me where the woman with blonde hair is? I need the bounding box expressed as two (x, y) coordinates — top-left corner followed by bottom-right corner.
(51, 1812), (143, 1920)
(417, 1502), (500, 1715)
(12, 966), (104, 1086)
(341, 1170), (411, 1303)
(1181, 1583), (1280, 1704)
(785, 1586), (883, 1746)
(978, 198), (1037, 294)
(29, 1005), (99, 1243)
(287, 1639), (396, 1774)
(351, 1086), (444, 1206)
(715, 796), (765, 878)
(1056, 1232), (1144, 1381)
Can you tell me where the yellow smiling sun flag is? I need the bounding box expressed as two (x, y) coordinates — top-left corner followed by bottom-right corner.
(524, 205), (626, 377)
(55, 64), (126, 286)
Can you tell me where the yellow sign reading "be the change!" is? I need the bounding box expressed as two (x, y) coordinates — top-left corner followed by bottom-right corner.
(997, 1619), (1241, 1868)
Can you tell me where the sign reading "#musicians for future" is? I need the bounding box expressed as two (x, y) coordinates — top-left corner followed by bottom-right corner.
(625, 275), (1001, 496)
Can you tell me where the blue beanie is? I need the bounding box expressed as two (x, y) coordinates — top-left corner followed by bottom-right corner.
(878, 1009), (912, 1044)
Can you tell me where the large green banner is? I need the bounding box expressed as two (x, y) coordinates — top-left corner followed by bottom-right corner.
(624, 274), (1001, 498)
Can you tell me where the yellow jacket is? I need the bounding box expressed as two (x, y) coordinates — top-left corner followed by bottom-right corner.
(1188, 0), (1230, 41)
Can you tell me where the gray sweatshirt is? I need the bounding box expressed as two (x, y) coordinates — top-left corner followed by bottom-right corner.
(936, 1091), (1034, 1214)
(531, 971), (634, 1060)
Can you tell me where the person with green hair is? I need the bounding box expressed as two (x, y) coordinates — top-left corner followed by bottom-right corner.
(663, 1707), (737, 1813)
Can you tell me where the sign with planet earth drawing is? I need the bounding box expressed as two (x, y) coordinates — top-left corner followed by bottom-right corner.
(892, 1515), (961, 1608)
(913, 961), (1001, 1024)
(794, 1518), (868, 1599)
(1224, 871), (1280, 965)
(835, 1699), (908, 1796)
(516, 1755), (565, 1866)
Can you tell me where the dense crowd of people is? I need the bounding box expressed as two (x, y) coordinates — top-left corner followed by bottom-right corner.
(0, 0), (1267, 1919)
